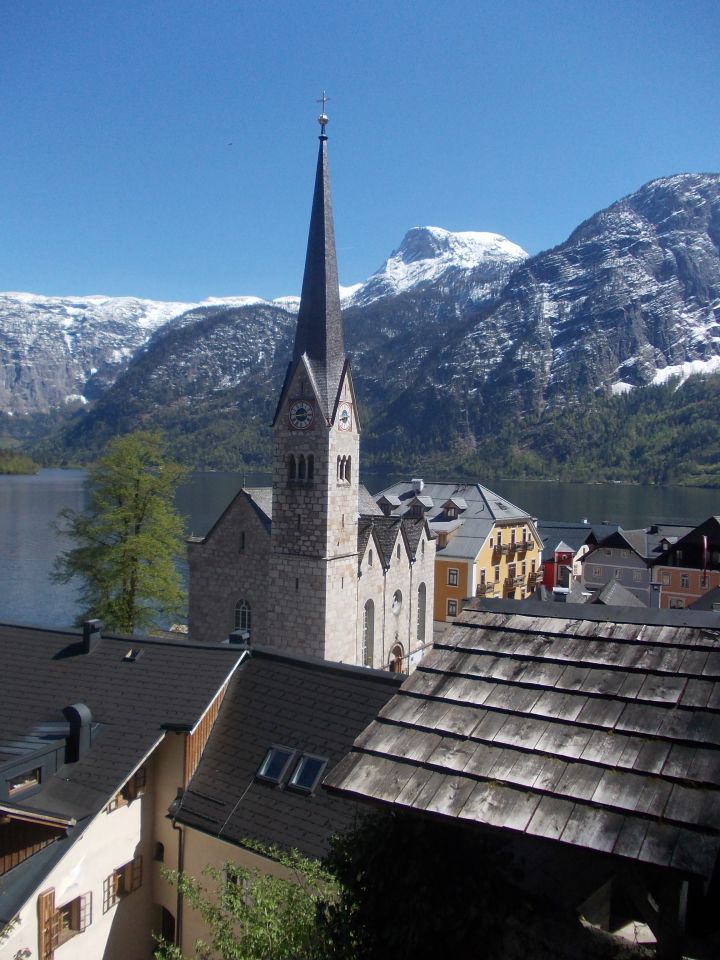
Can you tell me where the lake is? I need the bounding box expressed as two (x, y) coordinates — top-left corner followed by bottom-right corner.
(1, 469), (717, 630)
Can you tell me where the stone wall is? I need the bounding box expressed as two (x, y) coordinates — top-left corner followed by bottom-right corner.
(188, 493), (270, 644)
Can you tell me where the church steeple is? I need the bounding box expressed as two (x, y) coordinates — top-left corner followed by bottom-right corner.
(291, 106), (345, 418)
(266, 102), (360, 664)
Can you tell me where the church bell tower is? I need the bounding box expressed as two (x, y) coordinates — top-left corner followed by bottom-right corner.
(265, 103), (360, 662)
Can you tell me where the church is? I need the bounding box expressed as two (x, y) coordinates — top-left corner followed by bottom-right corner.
(188, 111), (435, 673)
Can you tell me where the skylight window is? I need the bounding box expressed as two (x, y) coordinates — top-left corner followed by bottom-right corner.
(288, 754), (328, 794)
(256, 746), (296, 784)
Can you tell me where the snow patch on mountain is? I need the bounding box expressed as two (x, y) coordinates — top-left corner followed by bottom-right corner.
(653, 356), (720, 387)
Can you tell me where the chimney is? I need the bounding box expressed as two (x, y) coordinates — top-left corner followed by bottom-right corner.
(411, 478), (424, 493)
(63, 702), (93, 762)
(82, 619), (102, 654)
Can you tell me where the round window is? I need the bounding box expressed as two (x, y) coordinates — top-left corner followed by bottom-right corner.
(392, 590), (402, 615)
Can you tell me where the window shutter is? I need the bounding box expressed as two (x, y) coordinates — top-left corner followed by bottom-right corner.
(37, 889), (56, 960)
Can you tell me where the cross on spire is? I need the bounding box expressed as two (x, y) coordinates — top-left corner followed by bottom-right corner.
(316, 91), (330, 136)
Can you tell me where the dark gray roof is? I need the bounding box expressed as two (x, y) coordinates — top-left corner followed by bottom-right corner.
(358, 484), (384, 516)
(0, 622), (241, 922)
(690, 586), (720, 611)
(174, 646), (402, 859)
(537, 521), (593, 562)
(326, 604), (720, 879)
(377, 481), (537, 561)
(593, 580), (647, 607)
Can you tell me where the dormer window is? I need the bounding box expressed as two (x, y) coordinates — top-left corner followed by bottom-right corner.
(257, 746), (296, 784)
(288, 754), (327, 794)
(8, 767), (40, 796)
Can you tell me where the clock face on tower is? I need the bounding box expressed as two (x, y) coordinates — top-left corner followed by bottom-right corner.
(337, 402), (352, 431)
(288, 399), (314, 430)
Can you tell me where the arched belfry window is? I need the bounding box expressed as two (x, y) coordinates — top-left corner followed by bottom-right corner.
(362, 599), (374, 667)
(288, 455), (296, 480)
(344, 456), (351, 482)
(417, 583), (426, 644)
(390, 643), (404, 673)
(234, 599), (251, 635)
(307, 454), (314, 480)
(298, 455), (306, 480)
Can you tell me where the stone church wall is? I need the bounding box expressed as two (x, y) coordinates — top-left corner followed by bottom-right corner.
(188, 493), (270, 645)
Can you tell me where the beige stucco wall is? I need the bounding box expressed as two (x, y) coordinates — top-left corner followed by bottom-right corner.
(0, 745), (165, 960)
(176, 828), (294, 953)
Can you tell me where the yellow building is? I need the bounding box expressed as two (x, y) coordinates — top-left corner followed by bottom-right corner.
(376, 480), (543, 621)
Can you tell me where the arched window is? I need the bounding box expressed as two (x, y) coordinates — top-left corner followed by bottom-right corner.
(396, 544), (401, 560)
(392, 589), (402, 615)
(298, 455), (306, 480)
(344, 456), (351, 482)
(390, 643), (404, 673)
(362, 599), (374, 667)
(234, 599), (251, 635)
(307, 454), (314, 480)
(421, 539), (425, 557)
(368, 549), (373, 568)
(417, 583), (426, 644)
(288, 455), (296, 480)
(337, 455), (342, 480)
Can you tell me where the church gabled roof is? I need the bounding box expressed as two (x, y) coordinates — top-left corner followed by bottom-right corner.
(290, 129), (346, 419)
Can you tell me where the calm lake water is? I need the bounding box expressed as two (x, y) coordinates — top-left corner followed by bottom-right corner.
(1, 469), (718, 630)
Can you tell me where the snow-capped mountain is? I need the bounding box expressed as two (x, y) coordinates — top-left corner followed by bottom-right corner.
(0, 292), (297, 415)
(6, 172), (720, 483)
(344, 226), (527, 307)
(0, 227), (523, 416)
(434, 172), (720, 413)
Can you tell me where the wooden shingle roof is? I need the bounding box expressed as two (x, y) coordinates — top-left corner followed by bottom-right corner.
(326, 605), (720, 879)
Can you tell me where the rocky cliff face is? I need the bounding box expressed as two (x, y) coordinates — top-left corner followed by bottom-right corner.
(448, 173), (720, 417)
(0, 293), (285, 415)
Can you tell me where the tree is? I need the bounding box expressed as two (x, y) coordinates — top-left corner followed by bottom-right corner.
(54, 430), (187, 634)
(155, 844), (347, 960)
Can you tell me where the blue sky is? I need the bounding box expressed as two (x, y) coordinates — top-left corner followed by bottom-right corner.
(1, 0), (718, 301)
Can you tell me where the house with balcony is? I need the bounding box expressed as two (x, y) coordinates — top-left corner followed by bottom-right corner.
(376, 480), (543, 621)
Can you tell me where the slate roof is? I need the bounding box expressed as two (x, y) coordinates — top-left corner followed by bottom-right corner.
(536, 521), (593, 563)
(174, 646), (402, 859)
(592, 580), (647, 607)
(377, 481), (537, 561)
(326, 602), (720, 880)
(690, 586), (720, 611)
(0, 622), (241, 922)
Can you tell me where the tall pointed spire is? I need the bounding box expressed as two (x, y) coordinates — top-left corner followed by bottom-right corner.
(292, 103), (345, 416)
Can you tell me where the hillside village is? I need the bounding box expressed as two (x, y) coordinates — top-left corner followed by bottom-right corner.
(1, 116), (720, 960)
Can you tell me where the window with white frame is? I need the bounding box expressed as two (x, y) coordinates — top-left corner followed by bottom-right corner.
(447, 599), (458, 617)
(234, 599), (251, 634)
(448, 568), (459, 586)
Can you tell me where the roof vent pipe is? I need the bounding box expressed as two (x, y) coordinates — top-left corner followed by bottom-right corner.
(63, 702), (93, 762)
(83, 619), (102, 654)
(411, 478), (424, 493)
